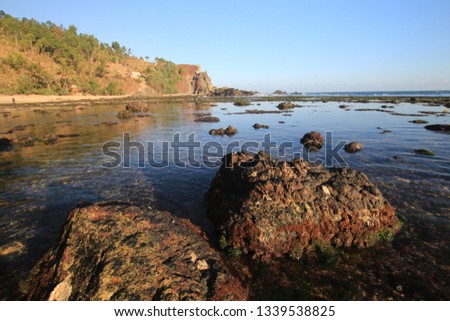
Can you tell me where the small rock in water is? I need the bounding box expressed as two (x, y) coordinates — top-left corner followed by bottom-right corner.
(277, 102), (298, 110)
(409, 120), (428, 124)
(194, 116), (220, 122)
(253, 123), (269, 129)
(414, 149), (435, 156)
(344, 142), (364, 154)
(300, 131), (324, 151)
(125, 101), (150, 112)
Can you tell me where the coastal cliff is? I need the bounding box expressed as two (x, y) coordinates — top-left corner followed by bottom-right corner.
(0, 13), (214, 96)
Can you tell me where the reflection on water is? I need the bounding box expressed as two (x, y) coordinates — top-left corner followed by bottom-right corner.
(0, 100), (449, 299)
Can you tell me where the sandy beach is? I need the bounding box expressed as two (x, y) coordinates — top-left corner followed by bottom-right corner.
(0, 94), (130, 105)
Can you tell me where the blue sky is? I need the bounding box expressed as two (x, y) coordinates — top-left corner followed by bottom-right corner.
(2, 0), (450, 92)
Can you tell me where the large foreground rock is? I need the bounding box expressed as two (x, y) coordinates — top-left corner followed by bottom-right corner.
(27, 202), (247, 301)
(206, 152), (400, 260)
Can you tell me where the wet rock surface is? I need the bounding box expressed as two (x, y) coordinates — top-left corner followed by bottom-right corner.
(277, 102), (298, 110)
(424, 124), (450, 132)
(209, 126), (238, 136)
(233, 100), (252, 107)
(194, 116), (220, 123)
(206, 152), (400, 260)
(253, 123), (270, 129)
(300, 131), (324, 151)
(27, 202), (247, 301)
(344, 142), (364, 154)
(125, 101), (150, 112)
(116, 109), (135, 119)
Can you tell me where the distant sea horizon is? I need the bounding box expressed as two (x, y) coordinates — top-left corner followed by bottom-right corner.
(266, 90), (450, 97)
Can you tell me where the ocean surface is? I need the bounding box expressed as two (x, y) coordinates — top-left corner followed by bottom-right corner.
(0, 99), (449, 299)
(277, 90), (450, 97)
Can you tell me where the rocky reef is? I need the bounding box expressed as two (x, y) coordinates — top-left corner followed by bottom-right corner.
(211, 87), (257, 97)
(206, 151), (401, 260)
(26, 202), (247, 301)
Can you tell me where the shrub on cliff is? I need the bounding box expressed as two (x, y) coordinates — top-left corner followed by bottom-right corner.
(144, 60), (181, 94)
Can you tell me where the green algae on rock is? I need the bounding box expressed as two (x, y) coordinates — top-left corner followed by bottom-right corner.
(26, 202), (248, 301)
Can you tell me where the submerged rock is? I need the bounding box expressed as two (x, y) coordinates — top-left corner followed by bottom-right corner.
(125, 101), (150, 112)
(277, 102), (297, 110)
(116, 110), (135, 119)
(253, 123), (270, 129)
(424, 124), (450, 132)
(344, 142), (364, 153)
(206, 152), (400, 260)
(414, 149), (435, 156)
(27, 202), (247, 301)
(194, 116), (220, 122)
(300, 131), (324, 151)
(233, 100), (251, 107)
(409, 119), (428, 124)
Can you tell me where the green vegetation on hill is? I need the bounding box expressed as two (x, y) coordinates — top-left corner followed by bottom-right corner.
(143, 58), (182, 95)
(0, 12), (183, 96)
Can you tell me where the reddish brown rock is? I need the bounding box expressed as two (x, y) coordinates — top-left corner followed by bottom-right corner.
(125, 101), (150, 112)
(344, 142), (364, 154)
(277, 102), (298, 110)
(194, 116), (220, 122)
(206, 152), (400, 260)
(300, 131), (324, 151)
(27, 202), (247, 301)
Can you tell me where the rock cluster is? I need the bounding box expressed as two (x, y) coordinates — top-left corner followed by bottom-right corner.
(27, 202), (248, 301)
(206, 151), (400, 260)
(209, 126), (238, 136)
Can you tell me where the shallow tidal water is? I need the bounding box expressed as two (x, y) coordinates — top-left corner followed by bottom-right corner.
(0, 100), (449, 300)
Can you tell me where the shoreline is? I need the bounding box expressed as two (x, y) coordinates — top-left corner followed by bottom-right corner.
(0, 93), (449, 109)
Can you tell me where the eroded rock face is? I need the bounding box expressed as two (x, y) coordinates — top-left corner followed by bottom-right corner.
(27, 202), (247, 301)
(206, 152), (400, 260)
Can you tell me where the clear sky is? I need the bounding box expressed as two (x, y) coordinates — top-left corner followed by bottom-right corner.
(2, 0), (450, 93)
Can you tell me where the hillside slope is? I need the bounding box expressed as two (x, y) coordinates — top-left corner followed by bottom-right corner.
(0, 13), (213, 96)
